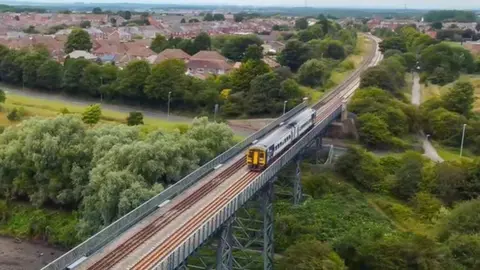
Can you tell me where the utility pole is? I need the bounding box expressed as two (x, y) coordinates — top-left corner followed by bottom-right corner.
(283, 100), (287, 115)
(167, 91), (172, 120)
(460, 123), (466, 157)
(214, 103), (219, 122)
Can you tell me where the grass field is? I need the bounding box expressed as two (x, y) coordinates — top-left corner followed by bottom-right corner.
(432, 141), (474, 162)
(421, 75), (480, 111)
(1, 93), (185, 131)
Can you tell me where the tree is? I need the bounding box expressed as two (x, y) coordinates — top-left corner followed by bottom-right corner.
(379, 36), (407, 53)
(180, 18), (186, 23)
(150, 34), (168, 53)
(21, 51), (48, 87)
(213, 14), (225, 21)
(447, 234), (480, 269)
(82, 104), (102, 125)
(432, 161), (468, 205)
(278, 240), (345, 270)
(335, 147), (386, 191)
(189, 18), (200, 23)
(0, 50), (25, 84)
(277, 40), (311, 72)
(243, 44), (263, 62)
(320, 39), (346, 60)
(193, 32), (211, 53)
(7, 108), (23, 122)
(144, 59), (187, 101)
(83, 63), (103, 96)
(62, 58), (91, 94)
(92, 7), (102, 14)
(115, 60), (150, 98)
(127, 112), (144, 126)
(438, 199), (480, 240)
(177, 39), (196, 55)
(297, 59), (327, 87)
(384, 49), (402, 59)
(360, 66), (398, 94)
(36, 59), (63, 91)
(442, 81), (475, 117)
(393, 152), (426, 200)
(110, 17), (117, 26)
(64, 28), (93, 53)
(0, 89), (5, 104)
(203, 13), (214, 21)
(221, 35), (263, 61)
(246, 72), (283, 115)
(431, 21), (443, 30)
(80, 20), (91, 28)
(230, 60), (270, 93)
(357, 113), (392, 148)
(426, 108), (466, 142)
(295, 17), (308, 30)
(234, 13), (244, 22)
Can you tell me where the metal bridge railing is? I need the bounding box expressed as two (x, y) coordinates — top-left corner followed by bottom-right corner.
(41, 101), (308, 270)
(161, 104), (344, 269)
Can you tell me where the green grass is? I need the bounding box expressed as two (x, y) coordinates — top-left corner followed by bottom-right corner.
(2, 93), (186, 131)
(0, 200), (79, 248)
(432, 141), (474, 162)
(365, 194), (435, 237)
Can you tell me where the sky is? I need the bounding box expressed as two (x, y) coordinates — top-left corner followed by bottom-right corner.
(11, 0), (479, 9)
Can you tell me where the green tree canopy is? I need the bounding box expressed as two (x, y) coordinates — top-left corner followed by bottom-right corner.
(221, 35), (263, 61)
(243, 44), (263, 62)
(295, 17), (309, 30)
(64, 28), (92, 53)
(62, 58), (91, 94)
(126, 111), (144, 126)
(36, 59), (63, 91)
(115, 60), (151, 98)
(277, 40), (311, 72)
(297, 59), (328, 87)
(150, 34), (168, 53)
(144, 59), (187, 101)
(82, 104), (102, 125)
(193, 32), (211, 53)
(442, 81), (475, 117)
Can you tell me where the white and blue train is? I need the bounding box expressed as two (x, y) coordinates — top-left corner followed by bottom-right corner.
(246, 108), (316, 171)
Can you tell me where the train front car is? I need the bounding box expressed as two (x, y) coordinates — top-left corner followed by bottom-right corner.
(246, 145), (268, 171)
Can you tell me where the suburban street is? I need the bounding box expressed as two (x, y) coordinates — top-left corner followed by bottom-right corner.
(411, 73), (444, 162)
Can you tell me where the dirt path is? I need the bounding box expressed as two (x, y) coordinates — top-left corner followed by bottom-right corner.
(0, 236), (64, 270)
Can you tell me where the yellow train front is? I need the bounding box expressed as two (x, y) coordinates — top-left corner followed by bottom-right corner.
(246, 108), (316, 171)
(247, 146), (268, 171)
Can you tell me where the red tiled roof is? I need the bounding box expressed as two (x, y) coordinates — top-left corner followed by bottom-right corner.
(157, 49), (191, 62)
(190, 50), (227, 61)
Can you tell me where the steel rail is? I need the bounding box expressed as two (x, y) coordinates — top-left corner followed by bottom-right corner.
(86, 158), (246, 269)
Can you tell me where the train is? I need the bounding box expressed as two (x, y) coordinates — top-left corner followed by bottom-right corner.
(246, 108), (316, 171)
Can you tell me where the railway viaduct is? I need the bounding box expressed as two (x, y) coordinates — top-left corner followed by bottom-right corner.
(41, 34), (383, 270)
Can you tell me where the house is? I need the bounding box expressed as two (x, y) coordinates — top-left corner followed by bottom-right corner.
(187, 51), (233, 77)
(148, 48), (191, 64)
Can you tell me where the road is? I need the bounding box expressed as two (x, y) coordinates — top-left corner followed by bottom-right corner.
(410, 73), (444, 162)
(0, 83), (256, 136)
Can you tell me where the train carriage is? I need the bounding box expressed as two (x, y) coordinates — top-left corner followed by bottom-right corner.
(247, 108), (316, 171)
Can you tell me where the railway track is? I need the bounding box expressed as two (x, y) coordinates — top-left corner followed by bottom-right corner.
(134, 86), (347, 270)
(312, 34), (379, 110)
(86, 158), (247, 270)
(83, 34), (381, 270)
(132, 171), (260, 270)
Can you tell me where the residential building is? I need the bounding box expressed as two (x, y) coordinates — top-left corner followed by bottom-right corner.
(68, 50), (97, 60)
(147, 48), (191, 64)
(187, 50), (232, 78)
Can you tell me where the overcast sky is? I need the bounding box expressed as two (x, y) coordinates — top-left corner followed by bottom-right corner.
(18, 0), (479, 9)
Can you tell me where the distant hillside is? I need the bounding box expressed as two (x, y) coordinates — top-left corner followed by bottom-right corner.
(0, 4), (46, 13)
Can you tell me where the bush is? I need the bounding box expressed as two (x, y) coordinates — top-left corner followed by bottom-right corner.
(446, 234), (480, 269)
(410, 192), (442, 221)
(437, 199), (480, 240)
(7, 107), (25, 122)
(126, 111), (144, 126)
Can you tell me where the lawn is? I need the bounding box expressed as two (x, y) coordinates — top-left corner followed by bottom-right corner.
(421, 75), (480, 110)
(1, 93), (186, 131)
(432, 141), (474, 162)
